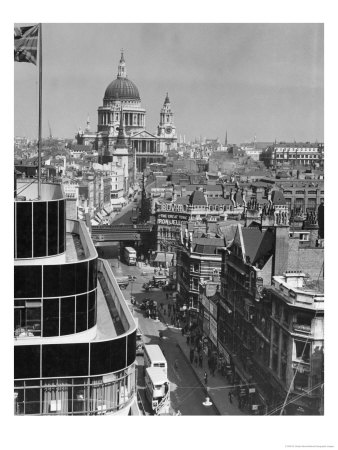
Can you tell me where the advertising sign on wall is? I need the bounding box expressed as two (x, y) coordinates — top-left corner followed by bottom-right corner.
(157, 212), (189, 227)
(210, 316), (217, 346)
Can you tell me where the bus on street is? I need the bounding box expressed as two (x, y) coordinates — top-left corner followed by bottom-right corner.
(145, 367), (170, 415)
(143, 344), (167, 376)
(124, 246), (137, 265)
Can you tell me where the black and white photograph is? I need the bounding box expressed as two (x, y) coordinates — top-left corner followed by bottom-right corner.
(6, 1), (337, 449)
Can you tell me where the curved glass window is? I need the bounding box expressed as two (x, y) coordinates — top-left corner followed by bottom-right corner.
(33, 202), (47, 257)
(42, 344), (89, 378)
(89, 259), (97, 291)
(43, 265), (61, 298)
(47, 201), (58, 255)
(14, 345), (40, 379)
(60, 297), (75, 335)
(14, 266), (42, 298)
(43, 298), (60, 337)
(16, 202), (32, 258)
(88, 290), (96, 328)
(60, 263), (76, 297)
(76, 294), (88, 333)
(14, 366), (136, 415)
(58, 200), (65, 253)
(76, 262), (88, 294)
(90, 337), (127, 375)
(127, 330), (136, 366)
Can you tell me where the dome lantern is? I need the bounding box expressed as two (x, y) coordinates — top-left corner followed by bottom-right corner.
(104, 51), (140, 101)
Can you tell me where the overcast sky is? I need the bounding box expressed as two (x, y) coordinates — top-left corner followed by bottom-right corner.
(14, 23), (324, 144)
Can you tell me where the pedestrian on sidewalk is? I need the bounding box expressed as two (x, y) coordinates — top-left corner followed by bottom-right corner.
(199, 353), (203, 368)
(194, 353), (198, 366)
(181, 327), (184, 336)
(166, 293), (169, 300)
(163, 308), (166, 315)
(228, 390), (233, 404)
(186, 335), (190, 345)
(160, 302), (163, 311)
(189, 348), (194, 364)
(204, 372), (208, 386)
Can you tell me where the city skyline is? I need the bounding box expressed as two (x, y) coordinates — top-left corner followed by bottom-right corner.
(14, 23), (324, 144)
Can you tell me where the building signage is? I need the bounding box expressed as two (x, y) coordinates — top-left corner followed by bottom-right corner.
(158, 203), (186, 213)
(203, 316), (210, 336)
(255, 277), (264, 301)
(210, 316), (217, 346)
(209, 300), (217, 318)
(201, 296), (210, 312)
(218, 343), (230, 364)
(157, 212), (189, 226)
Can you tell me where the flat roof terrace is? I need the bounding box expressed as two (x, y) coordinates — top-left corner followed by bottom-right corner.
(15, 260), (135, 346)
(65, 233), (87, 262)
(15, 180), (65, 201)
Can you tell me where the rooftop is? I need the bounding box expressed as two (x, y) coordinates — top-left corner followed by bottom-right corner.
(15, 180), (64, 201)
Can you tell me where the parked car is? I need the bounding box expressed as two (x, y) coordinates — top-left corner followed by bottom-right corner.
(153, 275), (168, 288)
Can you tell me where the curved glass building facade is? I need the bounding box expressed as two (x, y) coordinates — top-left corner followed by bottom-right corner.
(14, 181), (138, 415)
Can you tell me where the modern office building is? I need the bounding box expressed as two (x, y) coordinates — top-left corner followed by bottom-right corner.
(14, 180), (138, 415)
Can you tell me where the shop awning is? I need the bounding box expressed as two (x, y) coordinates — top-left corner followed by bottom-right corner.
(154, 252), (174, 263)
(103, 205), (112, 215)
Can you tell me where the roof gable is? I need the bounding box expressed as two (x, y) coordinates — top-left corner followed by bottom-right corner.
(241, 228), (264, 263)
(132, 130), (158, 139)
(271, 190), (286, 205)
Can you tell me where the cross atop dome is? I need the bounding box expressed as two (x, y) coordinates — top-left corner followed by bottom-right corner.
(117, 49), (127, 78)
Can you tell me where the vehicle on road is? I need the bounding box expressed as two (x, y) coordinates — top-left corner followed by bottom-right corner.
(144, 344), (167, 376)
(128, 275), (137, 281)
(145, 367), (170, 415)
(140, 298), (158, 319)
(124, 246), (137, 266)
(153, 275), (168, 288)
(116, 276), (129, 289)
(142, 281), (154, 291)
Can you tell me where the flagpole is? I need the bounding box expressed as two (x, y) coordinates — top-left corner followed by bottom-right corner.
(38, 23), (42, 199)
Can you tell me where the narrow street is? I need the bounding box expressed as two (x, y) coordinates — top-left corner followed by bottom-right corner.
(99, 254), (219, 415)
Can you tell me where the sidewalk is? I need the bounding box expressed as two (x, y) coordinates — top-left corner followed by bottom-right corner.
(159, 309), (246, 416)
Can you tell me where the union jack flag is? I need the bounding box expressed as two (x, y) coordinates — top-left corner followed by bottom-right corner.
(14, 24), (39, 65)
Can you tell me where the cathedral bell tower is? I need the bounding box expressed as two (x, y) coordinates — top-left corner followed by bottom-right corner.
(157, 93), (177, 152)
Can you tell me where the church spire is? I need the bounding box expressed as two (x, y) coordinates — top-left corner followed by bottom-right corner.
(164, 92), (170, 104)
(117, 49), (127, 78)
(225, 130), (228, 146)
(116, 105), (128, 147)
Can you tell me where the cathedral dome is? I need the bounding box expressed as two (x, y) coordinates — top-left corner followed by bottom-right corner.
(104, 77), (140, 101)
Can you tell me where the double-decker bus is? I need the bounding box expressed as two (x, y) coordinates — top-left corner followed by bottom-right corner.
(143, 344), (167, 376)
(123, 246), (137, 265)
(145, 367), (170, 415)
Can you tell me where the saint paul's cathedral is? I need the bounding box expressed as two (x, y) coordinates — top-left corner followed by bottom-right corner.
(76, 51), (177, 172)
